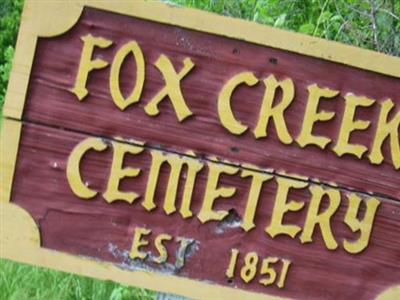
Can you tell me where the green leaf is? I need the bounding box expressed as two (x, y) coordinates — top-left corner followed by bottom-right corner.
(299, 23), (315, 34)
(320, 11), (333, 23)
(330, 15), (343, 22)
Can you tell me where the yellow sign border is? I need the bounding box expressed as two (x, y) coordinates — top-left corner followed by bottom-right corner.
(1, 1), (400, 299)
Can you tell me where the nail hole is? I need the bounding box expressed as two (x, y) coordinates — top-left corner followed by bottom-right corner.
(269, 57), (278, 64)
(230, 146), (240, 153)
(232, 48), (240, 55)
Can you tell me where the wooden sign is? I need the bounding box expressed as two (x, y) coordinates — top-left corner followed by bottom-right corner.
(1, 1), (399, 299)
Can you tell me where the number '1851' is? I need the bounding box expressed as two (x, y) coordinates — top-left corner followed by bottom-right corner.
(225, 249), (292, 289)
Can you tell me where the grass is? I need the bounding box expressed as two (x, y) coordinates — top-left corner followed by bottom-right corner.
(0, 259), (155, 300)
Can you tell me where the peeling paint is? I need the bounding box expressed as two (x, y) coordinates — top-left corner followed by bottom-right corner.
(175, 238), (199, 271)
(107, 241), (200, 275)
(215, 209), (242, 235)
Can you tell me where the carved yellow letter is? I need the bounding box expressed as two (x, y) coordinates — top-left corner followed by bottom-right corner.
(297, 84), (339, 149)
(265, 177), (307, 238)
(154, 233), (172, 264)
(110, 41), (145, 110)
(241, 169), (273, 231)
(144, 55), (195, 122)
(129, 227), (151, 260)
(71, 34), (112, 100)
(142, 150), (203, 218)
(254, 75), (295, 144)
(175, 237), (194, 269)
(198, 163), (239, 223)
(103, 141), (143, 204)
(369, 99), (400, 169)
(300, 186), (340, 250)
(67, 137), (108, 199)
(218, 72), (258, 135)
(333, 94), (375, 158)
(343, 194), (380, 254)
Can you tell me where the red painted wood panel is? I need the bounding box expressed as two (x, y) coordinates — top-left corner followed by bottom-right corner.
(11, 123), (400, 300)
(23, 7), (400, 201)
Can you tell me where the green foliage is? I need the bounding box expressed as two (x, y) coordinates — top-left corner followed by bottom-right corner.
(0, 259), (154, 300)
(169, 0), (400, 55)
(0, 46), (14, 102)
(0, 0), (23, 117)
(0, 0), (22, 65)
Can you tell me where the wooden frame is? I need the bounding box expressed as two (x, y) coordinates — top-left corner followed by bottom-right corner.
(1, 1), (399, 299)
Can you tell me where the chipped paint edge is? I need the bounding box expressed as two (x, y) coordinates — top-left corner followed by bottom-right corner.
(0, 201), (287, 300)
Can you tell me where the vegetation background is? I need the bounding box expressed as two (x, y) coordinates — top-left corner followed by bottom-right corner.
(0, 0), (399, 299)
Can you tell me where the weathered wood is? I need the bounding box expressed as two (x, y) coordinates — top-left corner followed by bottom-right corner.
(9, 122), (400, 299)
(1, 1), (400, 300)
(23, 7), (400, 200)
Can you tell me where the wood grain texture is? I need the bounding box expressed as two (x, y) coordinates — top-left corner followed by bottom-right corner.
(5, 4), (400, 299)
(10, 122), (400, 300)
(22, 7), (400, 201)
